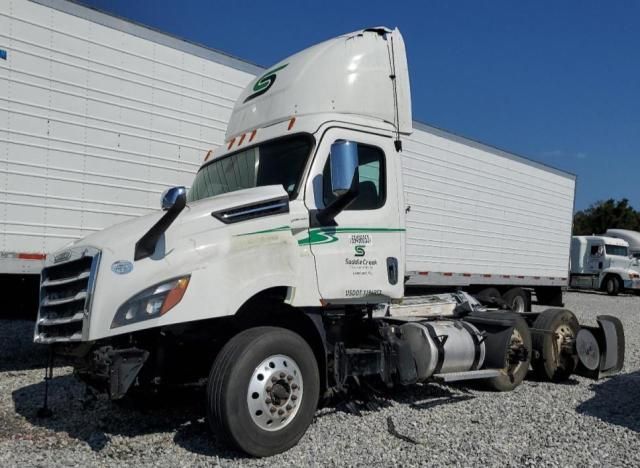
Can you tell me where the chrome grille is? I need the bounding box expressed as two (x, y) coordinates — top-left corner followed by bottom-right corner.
(35, 248), (101, 343)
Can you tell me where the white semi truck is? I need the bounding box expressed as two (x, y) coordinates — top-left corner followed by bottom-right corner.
(4, 0), (573, 317)
(35, 28), (624, 456)
(570, 235), (640, 295)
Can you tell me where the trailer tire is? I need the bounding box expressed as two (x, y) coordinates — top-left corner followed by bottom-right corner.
(206, 326), (319, 457)
(502, 287), (531, 312)
(474, 287), (504, 308)
(483, 316), (531, 392)
(531, 309), (579, 382)
(604, 275), (621, 296)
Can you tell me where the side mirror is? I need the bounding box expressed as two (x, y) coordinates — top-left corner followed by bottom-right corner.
(313, 140), (359, 227)
(161, 186), (187, 211)
(330, 140), (359, 196)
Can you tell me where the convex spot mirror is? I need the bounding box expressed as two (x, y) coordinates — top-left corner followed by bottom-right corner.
(161, 186), (187, 211)
(330, 140), (358, 196)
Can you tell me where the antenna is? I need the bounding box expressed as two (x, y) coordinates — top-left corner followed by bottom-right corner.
(388, 33), (402, 152)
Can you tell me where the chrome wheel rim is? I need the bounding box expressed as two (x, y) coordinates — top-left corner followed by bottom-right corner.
(510, 295), (525, 313)
(247, 354), (303, 431)
(505, 328), (527, 376)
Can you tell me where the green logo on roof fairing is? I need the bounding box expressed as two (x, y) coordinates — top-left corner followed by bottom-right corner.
(244, 63), (288, 103)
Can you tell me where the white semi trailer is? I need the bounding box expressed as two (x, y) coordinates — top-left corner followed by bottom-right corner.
(3, 0), (571, 317)
(0, 0), (259, 314)
(34, 26), (624, 457)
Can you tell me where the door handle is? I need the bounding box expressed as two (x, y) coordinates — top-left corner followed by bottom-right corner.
(387, 257), (398, 285)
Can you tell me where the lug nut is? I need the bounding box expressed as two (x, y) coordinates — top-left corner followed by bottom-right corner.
(278, 409), (285, 415)
(265, 398), (272, 404)
(291, 383), (299, 390)
(271, 376), (277, 382)
(270, 407), (277, 413)
(291, 395), (298, 401)
(266, 385), (272, 392)
(286, 375), (293, 381)
(286, 404), (292, 410)
(279, 372), (286, 378)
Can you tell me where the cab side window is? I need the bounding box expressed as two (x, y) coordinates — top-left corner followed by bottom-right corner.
(323, 144), (386, 210)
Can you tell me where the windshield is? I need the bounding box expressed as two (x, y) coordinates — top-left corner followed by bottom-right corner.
(605, 244), (629, 257)
(188, 135), (313, 202)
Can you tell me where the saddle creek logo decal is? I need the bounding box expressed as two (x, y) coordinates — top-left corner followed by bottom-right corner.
(111, 260), (133, 275)
(244, 63), (288, 103)
(354, 245), (366, 257)
(297, 228), (404, 246)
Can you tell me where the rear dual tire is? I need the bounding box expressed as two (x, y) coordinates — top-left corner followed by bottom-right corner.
(531, 309), (579, 381)
(502, 287), (531, 313)
(484, 316), (532, 391)
(207, 327), (319, 457)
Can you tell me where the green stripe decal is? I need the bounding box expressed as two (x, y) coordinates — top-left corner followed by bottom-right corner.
(297, 227), (405, 246)
(235, 225), (291, 237)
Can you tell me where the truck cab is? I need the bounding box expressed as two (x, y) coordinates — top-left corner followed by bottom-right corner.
(570, 235), (640, 294)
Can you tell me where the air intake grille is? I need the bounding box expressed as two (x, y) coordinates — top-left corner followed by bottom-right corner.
(35, 249), (100, 343)
(212, 196), (289, 224)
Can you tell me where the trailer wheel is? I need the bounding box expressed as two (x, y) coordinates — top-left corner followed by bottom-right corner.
(484, 316), (532, 391)
(531, 309), (579, 381)
(604, 275), (621, 296)
(502, 287), (531, 312)
(475, 287), (504, 308)
(206, 326), (319, 457)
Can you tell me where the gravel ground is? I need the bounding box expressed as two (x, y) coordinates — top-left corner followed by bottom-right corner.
(1, 291), (639, 467)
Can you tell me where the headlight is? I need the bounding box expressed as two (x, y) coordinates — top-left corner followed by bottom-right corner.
(111, 276), (190, 329)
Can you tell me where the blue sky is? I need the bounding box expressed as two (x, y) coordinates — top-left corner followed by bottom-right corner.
(80, 0), (639, 211)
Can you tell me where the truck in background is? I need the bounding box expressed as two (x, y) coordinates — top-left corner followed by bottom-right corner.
(2, 0), (571, 318)
(570, 235), (640, 295)
(34, 27), (624, 457)
(606, 229), (640, 260)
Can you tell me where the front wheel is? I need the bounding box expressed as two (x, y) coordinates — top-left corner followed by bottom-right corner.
(207, 327), (319, 457)
(604, 276), (621, 296)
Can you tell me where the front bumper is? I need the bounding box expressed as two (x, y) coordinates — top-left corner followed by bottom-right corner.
(623, 279), (640, 290)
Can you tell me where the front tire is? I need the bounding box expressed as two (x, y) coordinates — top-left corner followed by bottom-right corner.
(604, 276), (621, 296)
(207, 326), (319, 457)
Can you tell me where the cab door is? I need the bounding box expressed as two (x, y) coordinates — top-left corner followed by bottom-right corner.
(586, 240), (604, 288)
(303, 128), (404, 302)
(587, 241), (604, 274)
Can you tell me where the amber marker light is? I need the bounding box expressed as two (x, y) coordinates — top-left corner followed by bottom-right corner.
(160, 276), (191, 315)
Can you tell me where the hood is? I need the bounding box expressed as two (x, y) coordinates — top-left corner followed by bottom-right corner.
(66, 185), (289, 256)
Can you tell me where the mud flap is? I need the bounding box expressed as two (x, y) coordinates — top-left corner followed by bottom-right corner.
(575, 315), (624, 380)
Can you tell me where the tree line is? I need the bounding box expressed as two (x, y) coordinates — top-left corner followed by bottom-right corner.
(573, 198), (640, 235)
